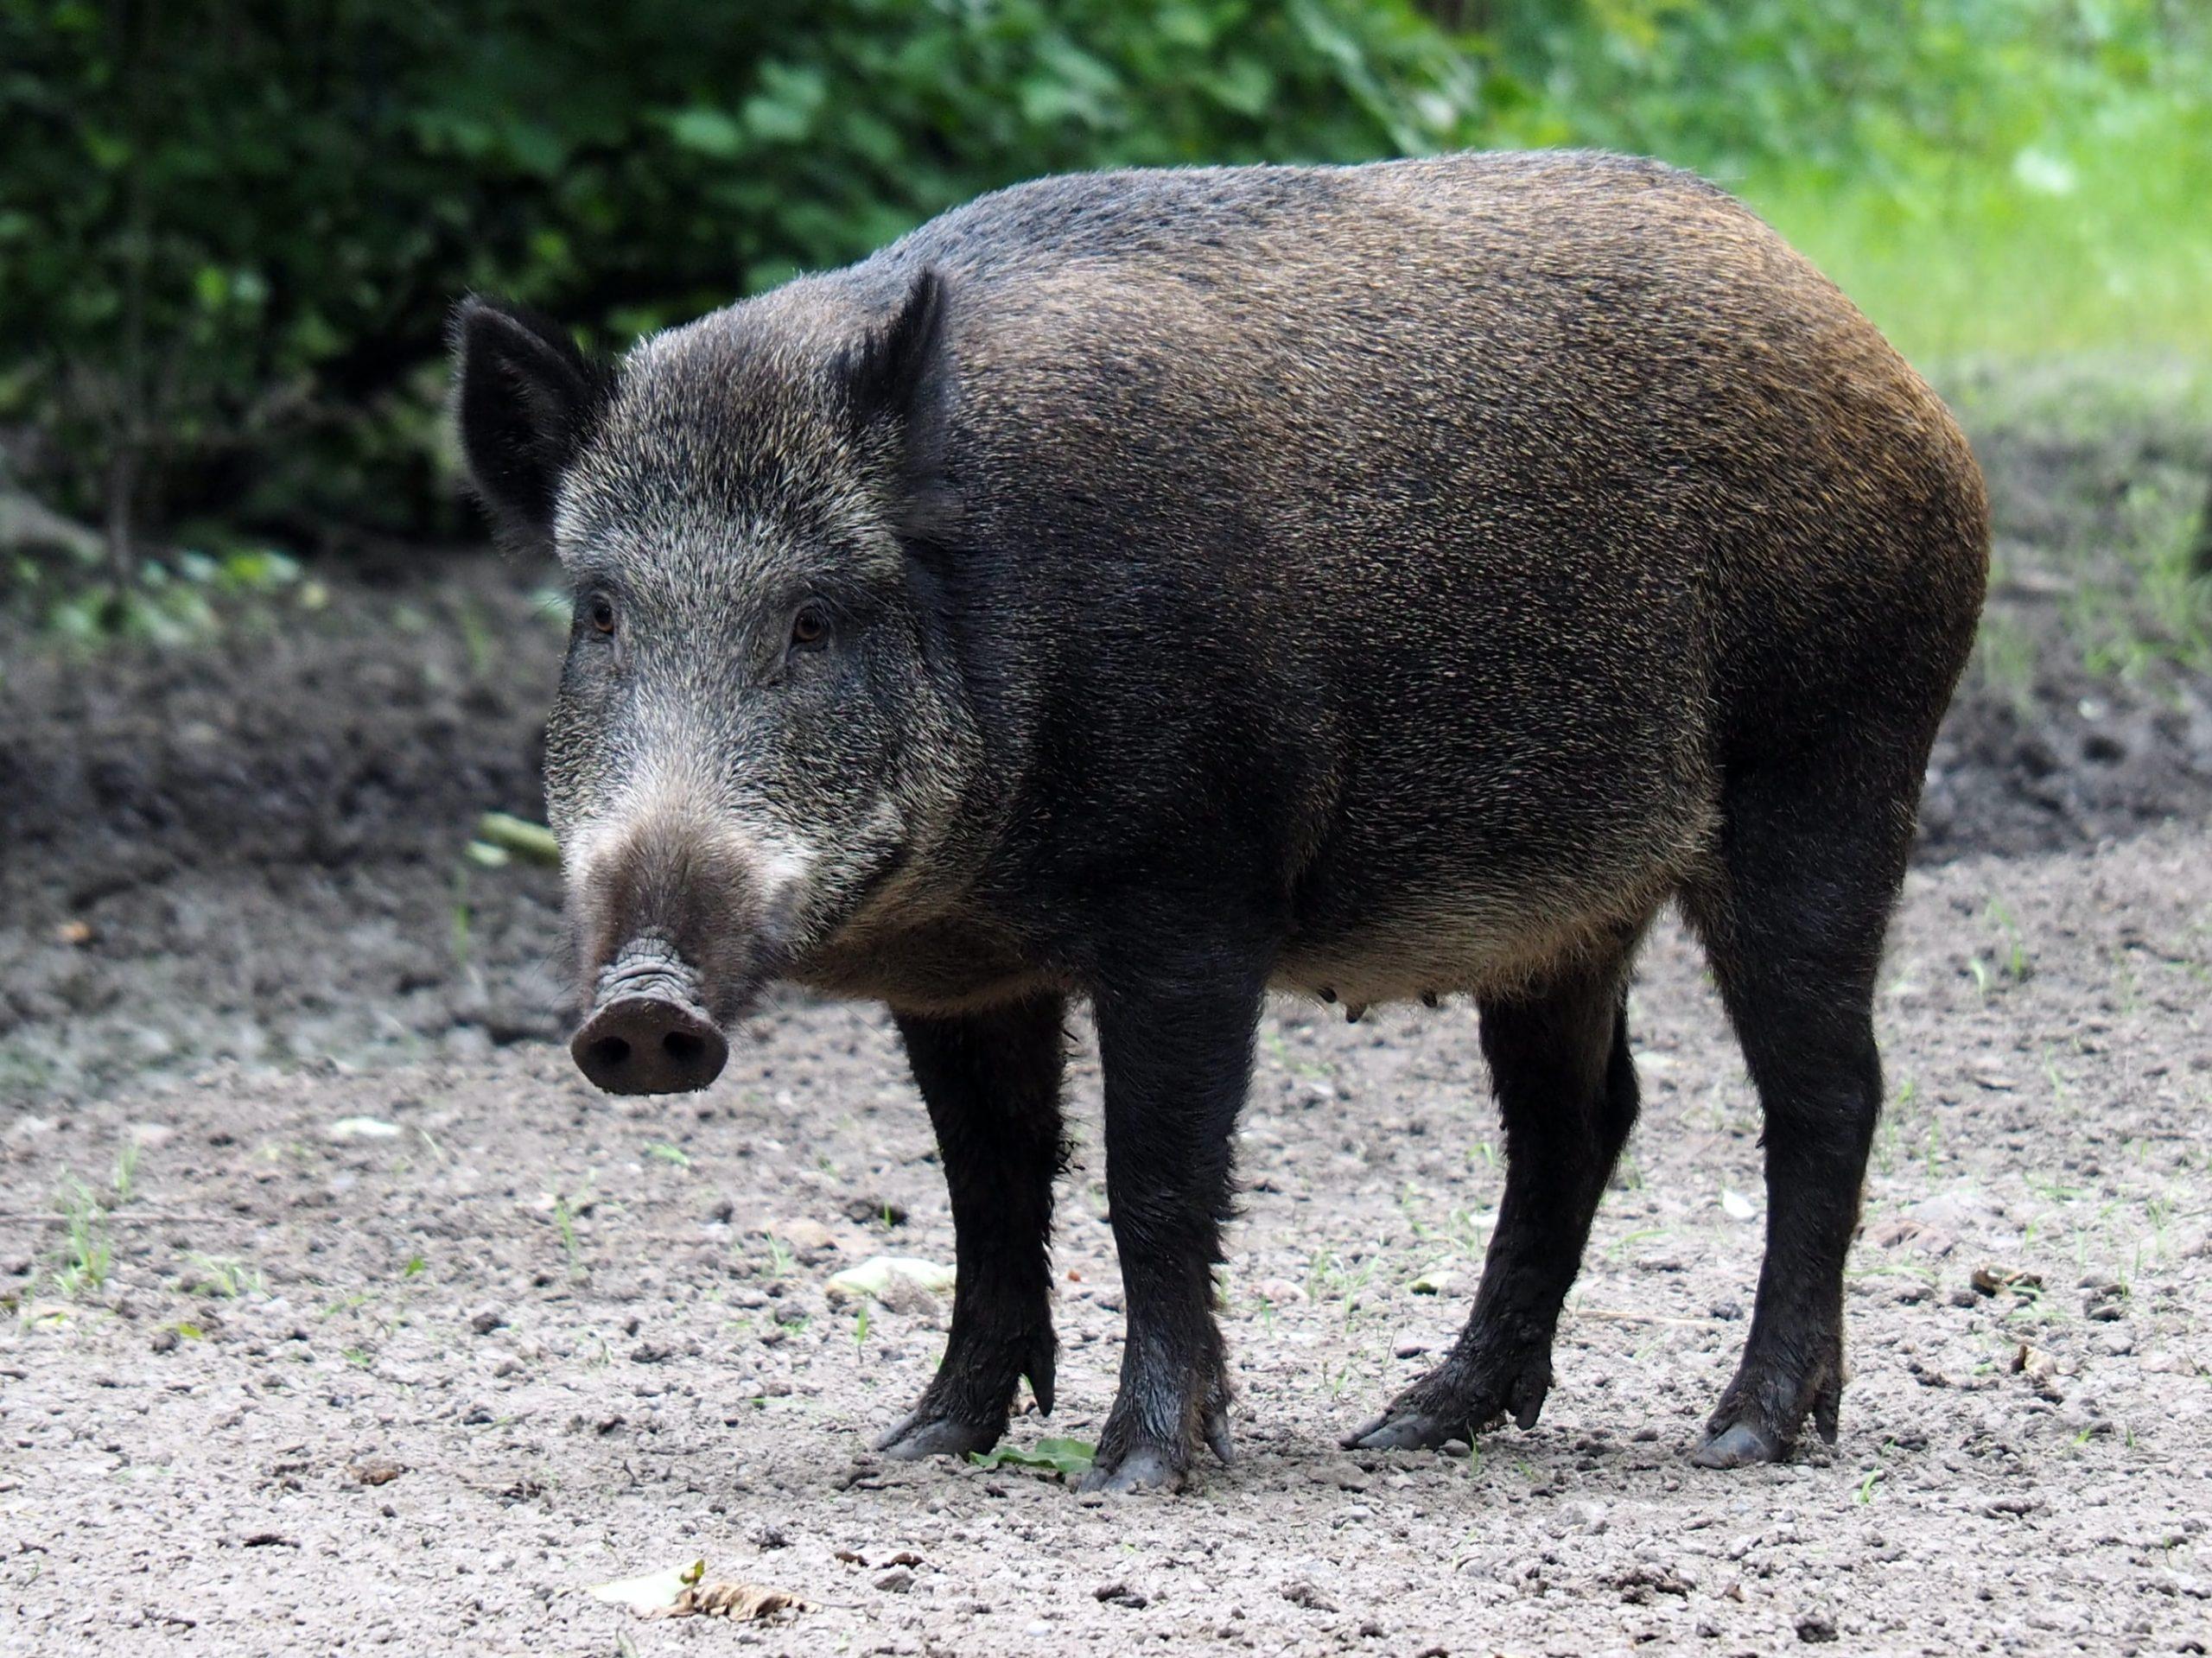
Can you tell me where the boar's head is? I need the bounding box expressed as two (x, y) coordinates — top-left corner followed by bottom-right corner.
(450, 270), (973, 1094)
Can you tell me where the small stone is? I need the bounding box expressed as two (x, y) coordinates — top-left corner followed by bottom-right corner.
(351, 1458), (405, 1487)
(769, 1217), (838, 1254)
(1312, 1459), (1369, 1492)
(1797, 1613), (1839, 1643)
(469, 1307), (505, 1335)
(873, 1566), (914, 1593)
(1393, 1333), (1431, 1358)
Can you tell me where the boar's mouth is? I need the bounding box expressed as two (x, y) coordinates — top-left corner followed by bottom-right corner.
(569, 938), (730, 1096)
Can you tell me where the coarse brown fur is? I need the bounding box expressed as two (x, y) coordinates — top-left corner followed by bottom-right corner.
(452, 149), (1988, 1491)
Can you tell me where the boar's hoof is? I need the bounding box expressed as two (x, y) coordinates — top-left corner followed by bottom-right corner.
(1691, 1362), (1840, 1467)
(1077, 1443), (1185, 1496)
(873, 1410), (1005, 1462)
(1687, 1420), (1786, 1469)
(1342, 1350), (1551, 1452)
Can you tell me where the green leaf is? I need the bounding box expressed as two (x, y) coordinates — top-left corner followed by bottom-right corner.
(664, 106), (745, 159)
(967, 1437), (1096, 1479)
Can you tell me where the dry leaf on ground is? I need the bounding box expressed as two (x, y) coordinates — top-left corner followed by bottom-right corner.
(823, 1255), (956, 1305)
(587, 1560), (703, 1615)
(660, 1581), (810, 1621)
(588, 1560), (808, 1623)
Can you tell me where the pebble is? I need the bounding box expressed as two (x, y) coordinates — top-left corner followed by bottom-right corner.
(770, 1217), (838, 1253)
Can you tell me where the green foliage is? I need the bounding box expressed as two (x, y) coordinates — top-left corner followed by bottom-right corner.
(2, 0), (2207, 593)
(1494, 0), (2212, 363)
(0, 0), (1496, 565)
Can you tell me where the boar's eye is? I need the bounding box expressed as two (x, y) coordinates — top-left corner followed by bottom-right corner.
(583, 592), (617, 636)
(789, 601), (830, 651)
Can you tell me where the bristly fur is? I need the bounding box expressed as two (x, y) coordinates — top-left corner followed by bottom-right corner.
(453, 149), (1990, 1493)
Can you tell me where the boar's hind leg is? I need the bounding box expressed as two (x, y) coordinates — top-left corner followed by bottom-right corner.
(1078, 968), (1264, 1493)
(1344, 947), (1639, 1452)
(1682, 754), (1913, 1469)
(876, 995), (1068, 1461)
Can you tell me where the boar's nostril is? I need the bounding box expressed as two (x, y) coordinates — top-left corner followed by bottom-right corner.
(569, 995), (728, 1096)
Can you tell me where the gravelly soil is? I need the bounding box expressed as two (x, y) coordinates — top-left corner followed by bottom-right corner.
(3, 829), (2209, 1656)
(3, 391), (2211, 1655)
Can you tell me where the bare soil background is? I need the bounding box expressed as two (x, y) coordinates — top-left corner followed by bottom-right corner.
(3, 388), (2209, 1655)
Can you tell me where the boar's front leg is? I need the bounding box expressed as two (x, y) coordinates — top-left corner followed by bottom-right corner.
(1079, 966), (1261, 1493)
(876, 995), (1067, 1460)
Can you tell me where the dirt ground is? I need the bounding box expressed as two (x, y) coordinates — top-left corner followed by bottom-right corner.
(3, 388), (2211, 1655)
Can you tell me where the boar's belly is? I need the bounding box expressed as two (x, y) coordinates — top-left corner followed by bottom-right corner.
(1274, 816), (1707, 1008)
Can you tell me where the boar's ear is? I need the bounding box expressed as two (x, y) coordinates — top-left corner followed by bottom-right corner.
(449, 296), (614, 543)
(837, 266), (946, 435)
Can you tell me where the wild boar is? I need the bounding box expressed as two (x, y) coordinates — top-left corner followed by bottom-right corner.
(450, 149), (1987, 1491)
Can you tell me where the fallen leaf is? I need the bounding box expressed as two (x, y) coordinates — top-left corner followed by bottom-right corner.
(1973, 1264), (2043, 1297)
(327, 1117), (404, 1141)
(2012, 1343), (2058, 1383)
(350, 1458), (405, 1487)
(968, 1437), (1096, 1479)
(54, 919), (93, 946)
(661, 1580), (809, 1622)
(1719, 1189), (1758, 1222)
(588, 1560), (703, 1615)
(824, 1255), (956, 1305)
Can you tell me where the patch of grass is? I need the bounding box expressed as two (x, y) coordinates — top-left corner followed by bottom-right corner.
(1744, 93), (2212, 365)
(549, 1178), (597, 1280)
(449, 863), (473, 970)
(50, 1176), (111, 1298)
(642, 1141), (692, 1170)
(111, 1139), (141, 1206)
(1969, 609), (2039, 713)
(180, 1253), (264, 1299)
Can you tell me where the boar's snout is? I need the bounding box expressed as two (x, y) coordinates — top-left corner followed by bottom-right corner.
(571, 993), (727, 1095)
(565, 809), (797, 1095)
(570, 943), (729, 1095)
